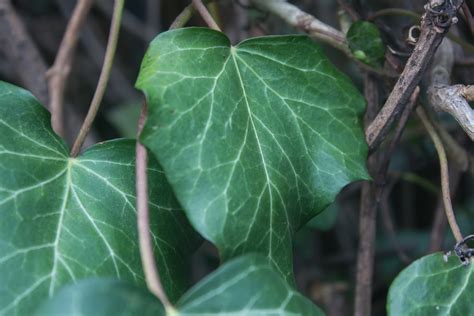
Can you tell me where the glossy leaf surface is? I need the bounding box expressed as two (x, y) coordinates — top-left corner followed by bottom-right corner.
(35, 279), (165, 316)
(137, 28), (368, 280)
(38, 255), (324, 316)
(388, 253), (474, 315)
(0, 82), (199, 315)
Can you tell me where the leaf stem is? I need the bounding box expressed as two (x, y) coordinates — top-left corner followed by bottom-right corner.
(70, 0), (124, 157)
(192, 0), (221, 31)
(416, 106), (463, 243)
(169, 3), (194, 29)
(48, 0), (94, 137)
(136, 101), (175, 313)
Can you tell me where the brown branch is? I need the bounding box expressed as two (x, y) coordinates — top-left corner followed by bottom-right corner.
(55, 0), (137, 104)
(192, 0), (221, 31)
(136, 101), (175, 312)
(423, 37), (473, 140)
(365, 1), (464, 151)
(354, 181), (377, 316)
(354, 82), (419, 316)
(354, 74), (380, 316)
(417, 106), (463, 243)
(0, 0), (49, 105)
(428, 84), (474, 140)
(250, 0), (349, 54)
(70, 0), (124, 157)
(47, 0), (94, 137)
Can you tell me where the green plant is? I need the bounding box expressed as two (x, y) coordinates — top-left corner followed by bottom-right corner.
(1, 0), (473, 315)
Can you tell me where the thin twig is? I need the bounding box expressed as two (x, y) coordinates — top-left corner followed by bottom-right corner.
(134, 8), (194, 310)
(136, 101), (175, 312)
(417, 106), (463, 243)
(375, 88), (420, 195)
(192, 0), (221, 31)
(95, 0), (157, 42)
(248, 0), (397, 77)
(354, 82), (419, 316)
(169, 4), (194, 29)
(47, 0), (94, 137)
(70, 0), (124, 157)
(250, 0), (348, 54)
(55, 0), (137, 105)
(366, 1), (464, 152)
(354, 74), (380, 316)
(428, 169), (461, 252)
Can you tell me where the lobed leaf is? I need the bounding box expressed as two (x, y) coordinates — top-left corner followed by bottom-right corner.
(37, 254), (324, 315)
(0, 82), (200, 315)
(137, 28), (368, 280)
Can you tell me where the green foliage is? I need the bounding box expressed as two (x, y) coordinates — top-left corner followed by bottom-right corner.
(347, 21), (385, 68)
(137, 28), (369, 281)
(37, 255), (323, 316)
(35, 279), (165, 316)
(388, 253), (474, 315)
(0, 82), (200, 314)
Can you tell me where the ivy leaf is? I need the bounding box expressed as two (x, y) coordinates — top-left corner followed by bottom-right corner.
(388, 253), (474, 315)
(347, 21), (385, 68)
(137, 28), (368, 280)
(178, 254), (324, 315)
(0, 82), (200, 315)
(37, 255), (324, 315)
(35, 279), (165, 316)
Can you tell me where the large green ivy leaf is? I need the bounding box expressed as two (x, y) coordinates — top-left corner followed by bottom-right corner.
(37, 255), (324, 315)
(137, 28), (368, 280)
(0, 82), (200, 315)
(388, 253), (474, 315)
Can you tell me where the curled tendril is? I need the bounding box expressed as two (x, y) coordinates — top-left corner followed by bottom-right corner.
(425, 0), (459, 29)
(445, 234), (474, 266)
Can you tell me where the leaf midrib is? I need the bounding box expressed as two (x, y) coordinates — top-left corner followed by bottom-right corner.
(230, 48), (276, 263)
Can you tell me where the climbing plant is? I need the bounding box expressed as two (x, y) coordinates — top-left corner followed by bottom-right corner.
(0, 0), (472, 315)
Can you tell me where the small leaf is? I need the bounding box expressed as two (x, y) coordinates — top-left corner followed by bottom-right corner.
(388, 253), (474, 315)
(347, 21), (385, 68)
(0, 82), (200, 314)
(35, 279), (165, 316)
(38, 255), (324, 315)
(137, 28), (368, 281)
